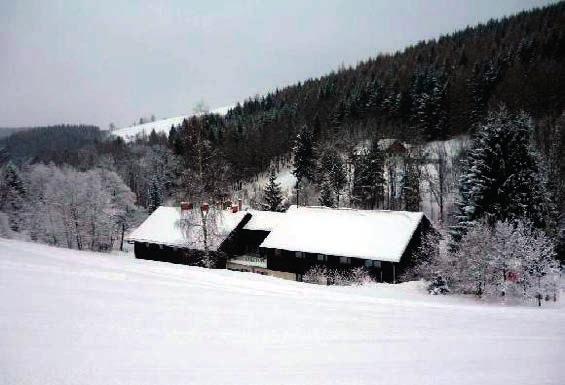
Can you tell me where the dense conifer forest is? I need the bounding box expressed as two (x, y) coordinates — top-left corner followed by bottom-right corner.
(169, 2), (565, 180)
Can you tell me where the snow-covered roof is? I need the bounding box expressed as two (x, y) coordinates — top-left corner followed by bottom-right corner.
(242, 209), (285, 231)
(112, 106), (232, 142)
(259, 206), (424, 262)
(127, 206), (248, 250)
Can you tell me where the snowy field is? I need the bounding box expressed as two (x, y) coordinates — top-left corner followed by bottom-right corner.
(1, 239), (564, 385)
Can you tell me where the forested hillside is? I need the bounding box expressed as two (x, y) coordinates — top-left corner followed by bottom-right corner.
(169, 2), (565, 180)
(0, 127), (28, 140)
(0, 125), (104, 165)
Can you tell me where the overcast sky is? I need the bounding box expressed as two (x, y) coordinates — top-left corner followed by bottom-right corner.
(0, 0), (555, 129)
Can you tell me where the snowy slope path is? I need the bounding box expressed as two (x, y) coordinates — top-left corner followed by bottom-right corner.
(1, 239), (564, 385)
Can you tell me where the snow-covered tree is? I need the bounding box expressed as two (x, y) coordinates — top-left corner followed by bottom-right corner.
(319, 148), (346, 206)
(0, 162), (27, 231)
(447, 221), (558, 303)
(13, 164), (138, 252)
(178, 205), (224, 268)
(292, 124), (317, 205)
(401, 158), (421, 212)
(147, 176), (163, 213)
(262, 168), (284, 212)
(319, 178), (335, 208)
(409, 218), (559, 304)
(451, 106), (550, 245)
(352, 139), (385, 209)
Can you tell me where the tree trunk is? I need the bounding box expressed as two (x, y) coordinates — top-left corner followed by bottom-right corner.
(120, 223), (125, 251)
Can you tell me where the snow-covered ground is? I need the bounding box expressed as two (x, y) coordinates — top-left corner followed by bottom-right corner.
(1, 238), (564, 385)
(111, 106), (232, 142)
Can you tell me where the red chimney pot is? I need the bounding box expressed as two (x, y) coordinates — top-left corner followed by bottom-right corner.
(180, 202), (192, 211)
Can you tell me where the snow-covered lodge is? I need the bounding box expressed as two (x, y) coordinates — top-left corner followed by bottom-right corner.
(127, 204), (433, 283)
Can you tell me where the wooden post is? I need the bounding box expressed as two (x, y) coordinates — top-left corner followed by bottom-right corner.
(392, 263), (396, 284)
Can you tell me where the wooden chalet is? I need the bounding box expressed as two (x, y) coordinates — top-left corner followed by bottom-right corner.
(128, 204), (434, 283)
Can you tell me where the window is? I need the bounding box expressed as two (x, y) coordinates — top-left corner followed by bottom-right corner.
(340, 256), (351, 264)
(317, 254), (327, 262)
(364, 260), (382, 268)
(295, 251), (304, 259)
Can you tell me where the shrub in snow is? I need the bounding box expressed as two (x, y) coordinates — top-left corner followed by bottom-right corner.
(427, 276), (449, 295)
(303, 265), (329, 285)
(349, 267), (374, 285)
(303, 265), (373, 286)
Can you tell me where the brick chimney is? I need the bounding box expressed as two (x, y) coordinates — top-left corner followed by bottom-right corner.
(180, 202), (193, 211)
(180, 202), (192, 217)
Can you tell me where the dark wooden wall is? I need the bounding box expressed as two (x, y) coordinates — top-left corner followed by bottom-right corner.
(262, 248), (396, 282)
(133, 242), (228, 268)
(395, 216), (436, 280)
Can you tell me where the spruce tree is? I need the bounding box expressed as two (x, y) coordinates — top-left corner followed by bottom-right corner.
(319, 148), (346, 206)
(262, 168), (284, 212)
(319, 178), (335, 208)
(352, 139), (385, 209)
(147, 176), (163, 213)
(292, 124), (317, 205)
(0, 162), (27, 231)
(401, 159), (421, 212)
(451, 106), (550, 244)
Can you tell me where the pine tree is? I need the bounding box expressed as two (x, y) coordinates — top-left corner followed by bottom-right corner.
(319, 178), (335, 208)
(352, 139), (385, 209)
(451, 106), (550, 245)
(292, 124), (317, 205)
(401, 158), (421, 212)
(147, 176), (163, 213)
(319, 148), (347, 206)
(262, 168), (284, 212)
(0, 162), (27, 231)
